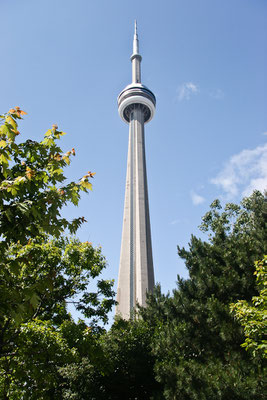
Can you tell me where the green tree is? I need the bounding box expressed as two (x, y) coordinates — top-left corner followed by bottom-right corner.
(0, 108), (115, 399)
(141, 191), (267, 400)
(231, 255), (267, 360)
(60, 318), (163, 400)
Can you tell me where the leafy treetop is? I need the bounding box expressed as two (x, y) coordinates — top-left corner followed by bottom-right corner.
(0, 107), (95, 244)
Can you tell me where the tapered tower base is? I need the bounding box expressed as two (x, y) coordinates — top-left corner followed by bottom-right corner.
(116, 105), (154, 319)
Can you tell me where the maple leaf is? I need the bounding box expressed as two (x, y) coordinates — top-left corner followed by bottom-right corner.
(26, 167), (35, 180)
(11, 128), (20, 135)
(9, 107), (27, 118)
(54, 154), (62, 161)
(6, 116), (17, 130)
(58, 189), (65, 196)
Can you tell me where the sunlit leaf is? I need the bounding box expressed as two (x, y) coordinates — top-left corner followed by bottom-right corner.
(26, 167), (35, 180)
(0, 139), (7, 148)
(80, 180), (93, 190)
(63, 155), (70, 165)
(0, 153), (8, 164)
(0, 124), (9, 137)
(6, 115), (17, 130)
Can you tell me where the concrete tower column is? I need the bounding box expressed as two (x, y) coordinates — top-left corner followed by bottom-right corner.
(116, 22), (156, 319)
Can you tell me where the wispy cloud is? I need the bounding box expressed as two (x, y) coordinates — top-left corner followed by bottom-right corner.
(177, 82), (198, 101)
(191, 190), (205, 205)
(211, 143), (267, 199)
(209, 88), (224, 100)
(263, 131), (267, 136)
(170, 219), (180, 226)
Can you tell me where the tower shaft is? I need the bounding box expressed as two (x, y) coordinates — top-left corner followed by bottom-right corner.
(117, 105), (154, 318)
(116, 23), (156, 319)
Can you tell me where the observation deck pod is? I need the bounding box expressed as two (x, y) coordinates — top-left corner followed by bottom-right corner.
(118, 83), (156, 124)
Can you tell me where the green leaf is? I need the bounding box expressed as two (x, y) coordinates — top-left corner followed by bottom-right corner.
(30, 293), (41, 309)
(31, 207), (40, 218)
(0, 124), (9, 136)
(6, 115), (17, 130)
(53, 168), (64, 175)
(63, 155), (70, 165)
(14, 176), (26, 185)
(0, 139), (7, 148)
(0, 152), (8, 164)
(80, 180), (92, 190)
(5, 208), (13, 221)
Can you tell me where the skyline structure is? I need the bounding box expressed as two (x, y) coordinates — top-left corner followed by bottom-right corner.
(116, 22), (156, 319)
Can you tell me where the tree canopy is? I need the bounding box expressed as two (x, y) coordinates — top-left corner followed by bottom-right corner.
(0, 108), (115, 399)
(57, 191), (267, 400)
(0, 108), (266, 400)
(140, 191), (266, 400)
(231, 256), (267, 360)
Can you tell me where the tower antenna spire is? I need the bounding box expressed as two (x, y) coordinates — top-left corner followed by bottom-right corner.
(131, 20), (141, 82)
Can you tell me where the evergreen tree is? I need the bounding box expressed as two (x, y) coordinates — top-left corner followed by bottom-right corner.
(141, 191), (266, 400)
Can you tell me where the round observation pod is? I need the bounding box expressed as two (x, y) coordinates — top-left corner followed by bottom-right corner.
(118, 83), (156, 124)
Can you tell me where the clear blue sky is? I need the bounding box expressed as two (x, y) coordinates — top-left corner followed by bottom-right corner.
(1, 0), (266, 322)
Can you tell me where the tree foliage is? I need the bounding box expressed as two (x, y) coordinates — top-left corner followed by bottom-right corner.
(140, 191), (266, 400)
(1, 108), (266, 399)
(60, 191), (266, 400)
(0, 108), (115, 399)
(60, 318), (163, 399)
(231, 256), (267, 360)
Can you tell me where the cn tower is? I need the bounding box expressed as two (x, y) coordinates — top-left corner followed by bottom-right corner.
(116, 22), (156, 319)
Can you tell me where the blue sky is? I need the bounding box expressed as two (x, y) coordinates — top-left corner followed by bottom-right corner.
(1, 0), (266, 322)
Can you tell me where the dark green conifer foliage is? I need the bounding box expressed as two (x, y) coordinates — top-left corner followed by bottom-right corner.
(141, 191), (266, 400)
